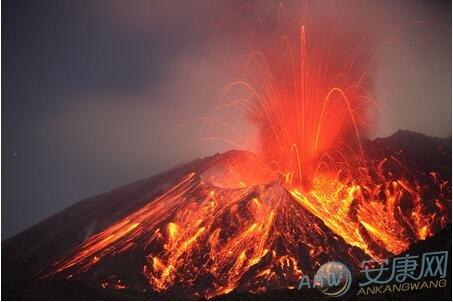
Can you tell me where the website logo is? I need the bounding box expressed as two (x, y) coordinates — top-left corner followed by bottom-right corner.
(357, 251), (448, 296)
(297, 251), (448, 298)
(298, 261), (352, 297)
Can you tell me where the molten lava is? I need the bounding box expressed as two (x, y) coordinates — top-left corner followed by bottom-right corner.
(44, 150), (450, 298)
(243, 27), (368, 190)
(43, 6), (451, 300)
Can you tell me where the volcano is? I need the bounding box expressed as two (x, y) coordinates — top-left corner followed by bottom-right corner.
(2, 130), (451, 300)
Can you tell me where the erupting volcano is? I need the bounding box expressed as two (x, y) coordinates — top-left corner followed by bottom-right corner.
(2, 4), (451, 301)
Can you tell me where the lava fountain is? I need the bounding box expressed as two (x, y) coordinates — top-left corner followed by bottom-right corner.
(240, 33), (366, 189)
(212, 4), (373, 191)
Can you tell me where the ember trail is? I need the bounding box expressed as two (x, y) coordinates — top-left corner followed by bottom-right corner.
(43, 7), (451, 300)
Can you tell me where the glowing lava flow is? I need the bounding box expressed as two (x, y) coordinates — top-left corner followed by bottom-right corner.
(45, 170), (368, 298)
(44, 153), (450, 298)
(289, 167), (450, 259)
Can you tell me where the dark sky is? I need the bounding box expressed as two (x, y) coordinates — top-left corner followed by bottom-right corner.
(2, 0), (451, 239)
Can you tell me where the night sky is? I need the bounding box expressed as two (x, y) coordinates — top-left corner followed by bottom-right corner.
(2, 0), (451, 239)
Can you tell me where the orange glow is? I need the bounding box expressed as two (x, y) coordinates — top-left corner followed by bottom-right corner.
(45, 163), (449, 298)
(215, 18), (371, 191)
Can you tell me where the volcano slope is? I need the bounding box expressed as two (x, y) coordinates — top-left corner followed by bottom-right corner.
(2, 130), (451, 300)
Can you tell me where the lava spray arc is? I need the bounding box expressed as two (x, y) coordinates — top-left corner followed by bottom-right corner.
(213, 5), (373, 191)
